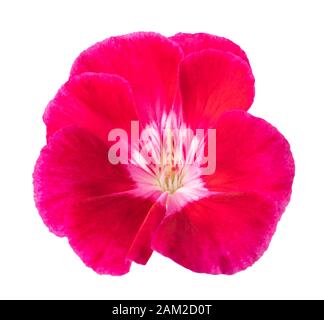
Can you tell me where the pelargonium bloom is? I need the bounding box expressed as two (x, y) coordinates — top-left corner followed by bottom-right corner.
(33, 32), (295, 275)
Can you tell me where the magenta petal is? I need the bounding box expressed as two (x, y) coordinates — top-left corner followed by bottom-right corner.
(180, 50), (255, 128)
(33, 126), (135, 237)
(204, 110), (295, 210)
(33, 126), (160, 274)
(44, 73), (137, 141)
(127, 193), (167, 265)
(170, 32), (250, 64)
(152, 193), (279, 274)
(152, 110), (294, 275)
(66, 194), (155, 275)
(70, 32), (183, 124)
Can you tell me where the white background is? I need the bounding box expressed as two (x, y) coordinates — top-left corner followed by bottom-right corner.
(0, 0), (323, 299)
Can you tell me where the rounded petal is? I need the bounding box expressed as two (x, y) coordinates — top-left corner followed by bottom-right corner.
(66, 193), (154, 275)
(180, 50), (255, 128)
(170, 32), (250, 64)
(44, 73), (138, 141)
(33, 126), (135, 237)
(33, 126), (157, 274)
(205, 111), (295, 210)
(70, 32), (184, 124)
(152, 193), (279, 274)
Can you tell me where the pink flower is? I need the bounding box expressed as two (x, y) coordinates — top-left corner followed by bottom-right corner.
(33, 32), (295, 275)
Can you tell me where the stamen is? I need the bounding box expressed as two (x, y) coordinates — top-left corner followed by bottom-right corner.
(129, 112), (211, 212)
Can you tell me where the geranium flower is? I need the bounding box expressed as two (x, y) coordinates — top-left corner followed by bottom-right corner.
(33, 32), (295, 275)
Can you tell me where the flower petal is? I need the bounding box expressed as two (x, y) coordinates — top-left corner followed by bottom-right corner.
(33, 126), (159, 274)
(70, 32), (184, 124)
(66, 193), (155, 275)
(127, 193), (167, 265)
(33, 126), (135, 237)
(44, 73), (137, 141)
(205, 111), (295, 210)
(152, 193), (279, 274)
(180, 50), (255, 128)
(170, 32), (250, 64)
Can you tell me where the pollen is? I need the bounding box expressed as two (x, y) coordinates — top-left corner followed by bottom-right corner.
(158, 164), (184, 194)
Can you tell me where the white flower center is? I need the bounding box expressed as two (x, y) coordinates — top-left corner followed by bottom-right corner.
(129, 112), (211, 213)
